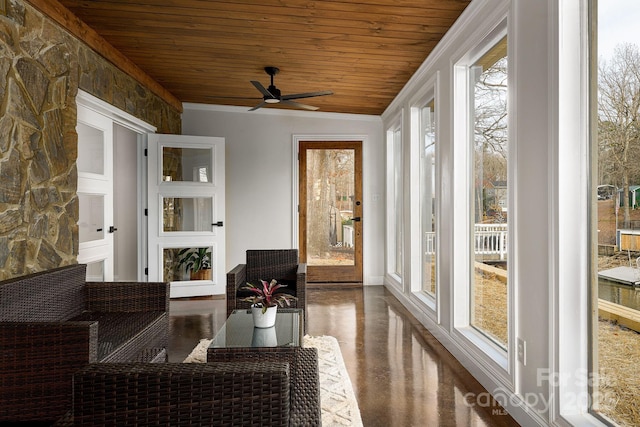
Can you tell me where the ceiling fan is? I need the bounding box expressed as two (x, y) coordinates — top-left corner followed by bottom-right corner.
(249, 66), (333, 111)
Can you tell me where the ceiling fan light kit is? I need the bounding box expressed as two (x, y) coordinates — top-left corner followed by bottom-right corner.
(249, 66), (333, 111)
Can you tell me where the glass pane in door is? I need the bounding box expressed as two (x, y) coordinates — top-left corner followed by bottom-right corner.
(305, 149), (355, 266)
(78, 193), (105, 243)
(85, 260), (104, 281)
(163, 246), (214, 282)
(162, 197), (213, 232)
(77, 122), (105, 175)
(162, 147), (212, 182)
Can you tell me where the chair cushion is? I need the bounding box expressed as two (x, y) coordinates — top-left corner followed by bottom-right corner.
(70, 311), (165, 361)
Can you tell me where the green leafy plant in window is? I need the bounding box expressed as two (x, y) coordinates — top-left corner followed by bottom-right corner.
(177, 247), (212, 280)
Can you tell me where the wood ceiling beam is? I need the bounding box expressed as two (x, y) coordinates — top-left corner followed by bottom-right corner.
(25, 0), (183, 112)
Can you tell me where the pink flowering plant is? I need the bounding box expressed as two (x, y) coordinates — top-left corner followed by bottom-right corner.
(240, 279), (297, 313)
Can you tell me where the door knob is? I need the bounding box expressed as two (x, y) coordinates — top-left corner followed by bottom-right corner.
(351, 217), (361, 222)
(212, 221), (223, 227)
(108, 226), (118, 233)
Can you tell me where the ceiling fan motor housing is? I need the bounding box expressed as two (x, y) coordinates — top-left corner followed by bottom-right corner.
(266, 85), (281, 102)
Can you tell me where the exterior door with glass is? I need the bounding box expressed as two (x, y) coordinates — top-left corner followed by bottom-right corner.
(147, 134), (225, 298)
(298, 141), (363, 283)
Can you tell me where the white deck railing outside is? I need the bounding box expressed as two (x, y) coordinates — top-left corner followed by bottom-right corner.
(424, 223), (508, 260)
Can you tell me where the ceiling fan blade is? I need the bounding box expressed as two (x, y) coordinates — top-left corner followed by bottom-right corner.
(249, 101), (267, 111)
(251, 81), (276, 99)
(204, 95), (262, 100)
(281, 100), (319, 111)
(281, 90), (333, 101)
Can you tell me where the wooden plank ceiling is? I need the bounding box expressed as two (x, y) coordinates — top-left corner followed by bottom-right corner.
(57, 0), (471, 115)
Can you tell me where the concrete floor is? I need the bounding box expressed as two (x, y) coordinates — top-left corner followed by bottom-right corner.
(169, 286), (520, 427)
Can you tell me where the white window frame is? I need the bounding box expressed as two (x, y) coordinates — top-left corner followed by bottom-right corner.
(551, 0), (609, 425)
(386, 111), (404, 286)
(409, 74), (440, 318)
(452, 18), (511, 376)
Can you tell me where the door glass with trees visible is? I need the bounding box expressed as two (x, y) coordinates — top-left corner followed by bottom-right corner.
(299, 141), (363, 283)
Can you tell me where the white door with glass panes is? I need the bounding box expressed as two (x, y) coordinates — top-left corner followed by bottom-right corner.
(147, 134), (225, 298)
(77, 106), (114, 281)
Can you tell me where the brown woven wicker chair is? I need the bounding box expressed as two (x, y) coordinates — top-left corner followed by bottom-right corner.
(70, 347), (321, 426)
(0, 264), (169, 424)
(227, 249), (307, 320)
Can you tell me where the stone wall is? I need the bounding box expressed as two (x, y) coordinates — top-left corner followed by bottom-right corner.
(0, 0), (182, 280)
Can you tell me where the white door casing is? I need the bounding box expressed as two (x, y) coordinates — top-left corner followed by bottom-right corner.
(76, 90), (156, 282)
(147, 134), (226, 298)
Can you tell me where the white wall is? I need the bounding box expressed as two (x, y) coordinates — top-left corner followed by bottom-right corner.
(182, 105), (385, 284)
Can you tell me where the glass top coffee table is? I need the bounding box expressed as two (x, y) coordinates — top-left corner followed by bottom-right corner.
(208, 308), (304, 351)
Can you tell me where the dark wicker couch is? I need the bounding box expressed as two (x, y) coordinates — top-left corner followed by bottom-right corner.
(0, 264), (169, 424)
(227, 249), (307, 320)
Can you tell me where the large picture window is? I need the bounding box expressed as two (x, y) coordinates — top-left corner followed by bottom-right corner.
(592, 2), (640, 425)
(387, 124), (404, 280)
(469, 37), (509, 348)
(420, 98), (437, 298)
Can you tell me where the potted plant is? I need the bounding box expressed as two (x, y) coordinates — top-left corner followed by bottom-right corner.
(240, 279), (297, 328)
(177, 247), (212, 280)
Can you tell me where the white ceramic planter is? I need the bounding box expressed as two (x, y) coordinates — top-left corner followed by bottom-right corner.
(251, 326), (278, 347)
(251, 305), (278, 328)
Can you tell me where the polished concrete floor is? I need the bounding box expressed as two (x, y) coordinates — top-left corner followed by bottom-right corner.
(169, 286), (520, 427)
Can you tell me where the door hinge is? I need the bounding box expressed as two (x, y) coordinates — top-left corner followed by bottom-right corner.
(144, 208), (148, 216)
(144, 267), (148, 275)
(144, 148), (148, 156)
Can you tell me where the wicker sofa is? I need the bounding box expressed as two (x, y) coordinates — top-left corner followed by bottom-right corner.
(227, 249), (307, 320)
(0, 264), (169, 424)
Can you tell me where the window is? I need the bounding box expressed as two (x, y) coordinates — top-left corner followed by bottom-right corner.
(592, 2), (640, 425)
(420, 98), (437, 298)
(387, 124), (404, 279)
(469, 37), (509, 348)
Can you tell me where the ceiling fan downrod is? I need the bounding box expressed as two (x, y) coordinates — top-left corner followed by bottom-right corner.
(264, 67), (281, 102)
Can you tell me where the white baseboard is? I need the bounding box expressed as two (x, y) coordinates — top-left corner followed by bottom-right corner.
(364, 275), (384, 285)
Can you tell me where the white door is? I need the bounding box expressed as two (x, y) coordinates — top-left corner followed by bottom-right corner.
(147, 134), (225, 298)
(77, 106), (114, 281)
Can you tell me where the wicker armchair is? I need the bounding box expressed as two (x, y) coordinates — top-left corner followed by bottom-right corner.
(227, 249), (307, 320)
(70, 348), (321, 426)
(0, 264), (169, 424)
